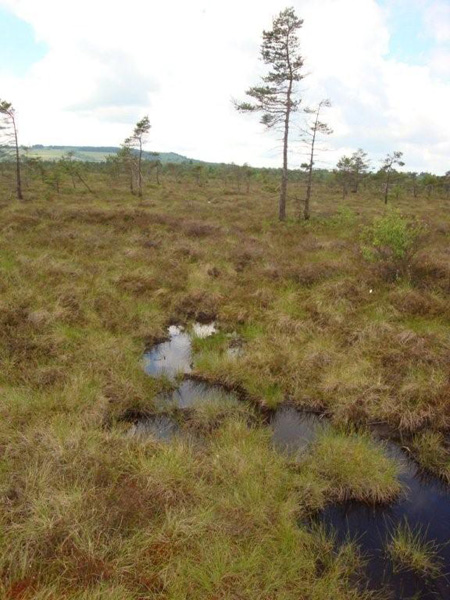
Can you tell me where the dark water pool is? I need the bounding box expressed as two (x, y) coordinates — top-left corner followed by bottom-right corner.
(139, 322), (235, 437)
(319, 440), (450, 599)
(141, 323), (450, 599)
(143, 325), (193, 380)
(130, 414), (180, 439)
(154, 379), (237, 410)
(143, 323), (217, 380)
(270, 406), (324, 453)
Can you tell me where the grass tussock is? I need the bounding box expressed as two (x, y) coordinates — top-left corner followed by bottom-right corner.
(0, 174), (448, 596)
(0, 417), (373, 599)
(387, 521), (443, 576)
(410, 431), (450, 483)
(301, 429), (403, 504)
(183, 392), (254, 433)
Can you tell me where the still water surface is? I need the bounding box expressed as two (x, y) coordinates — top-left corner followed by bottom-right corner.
(140, 324), (450, 599)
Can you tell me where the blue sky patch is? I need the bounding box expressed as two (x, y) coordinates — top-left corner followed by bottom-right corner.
(379, 0), (434, 64)
(0, 7), (47, 75)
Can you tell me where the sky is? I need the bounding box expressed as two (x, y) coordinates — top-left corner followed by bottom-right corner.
(0, 0), (449, 174)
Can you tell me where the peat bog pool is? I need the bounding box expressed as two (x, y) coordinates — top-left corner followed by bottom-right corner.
(319, 444), (450, 599)
(135, 322), (450, 599)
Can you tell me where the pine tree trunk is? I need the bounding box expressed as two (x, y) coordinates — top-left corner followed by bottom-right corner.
(384, 171), (390, 204)
(279, 80), (293, 222)
(304, 165), (312, 220)
(279, 126), (288, 221)
(304, 112), (318, 221)
(137, 140), (143, 197)
(12, 115), (23, 201)
(129, 169), (134, 194)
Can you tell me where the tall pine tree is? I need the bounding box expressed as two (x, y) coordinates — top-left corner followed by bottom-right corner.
(301, 99), (332, 220)
(236, 7), (304, 221)
(0, 99), (23, 201)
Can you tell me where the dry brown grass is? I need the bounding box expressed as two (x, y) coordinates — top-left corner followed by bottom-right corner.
(0, 171), (448, 597)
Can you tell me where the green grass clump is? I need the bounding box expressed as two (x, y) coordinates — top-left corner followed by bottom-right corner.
(191, 330), (229, 354)
(411, 431), (450, 482)
(164, 420), (369, 600)
(184, 391), (254, 432)
(0, 417), (372, 599)
(302, 429), (403, 504)
(0, 170), (448, 597)
(387, 521), (442, 576)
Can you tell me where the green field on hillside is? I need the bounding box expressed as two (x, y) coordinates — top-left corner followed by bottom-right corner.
(23, 146), (201, 164)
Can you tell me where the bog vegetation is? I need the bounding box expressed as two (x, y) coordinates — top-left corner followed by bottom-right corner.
(0, 150), (449, 598)
(0, 5), (449, 599)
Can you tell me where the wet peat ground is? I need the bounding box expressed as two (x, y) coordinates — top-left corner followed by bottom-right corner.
(136, 323), (450, 600)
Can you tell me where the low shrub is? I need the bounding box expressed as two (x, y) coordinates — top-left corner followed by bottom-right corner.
(362, 210), (426, 280)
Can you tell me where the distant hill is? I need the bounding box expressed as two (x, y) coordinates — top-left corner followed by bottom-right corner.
(24, 145), (205, 164)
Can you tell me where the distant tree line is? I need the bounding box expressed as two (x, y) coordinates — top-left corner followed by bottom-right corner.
(5, 149), (447, 206)
(1, 7), (448, 211)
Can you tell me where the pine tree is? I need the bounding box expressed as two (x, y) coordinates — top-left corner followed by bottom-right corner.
(301, 99), (332, 220)
(0, 99), (23, 200)
(381, 151), (405, 204)
(124, 116), (151, 197)
(335, 156), (354, 198)
(236, 7), (304, 221)
(350, 148), (370, 193)
(335, 149), (371, 198)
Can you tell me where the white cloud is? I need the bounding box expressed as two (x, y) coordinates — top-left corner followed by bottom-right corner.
(424, 0), (450, 43)
(429, 47), (450, 78)
(0, 0), (449, 173)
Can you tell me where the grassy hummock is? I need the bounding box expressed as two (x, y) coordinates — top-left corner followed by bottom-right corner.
(301, 428), (403, 505)
(410, 430), (450, 483)
(0, 173), (448, 597)
(387, 521), (442, 576)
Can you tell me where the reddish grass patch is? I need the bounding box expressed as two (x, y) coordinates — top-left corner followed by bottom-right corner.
(4, 579), (36, 600)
